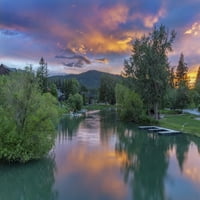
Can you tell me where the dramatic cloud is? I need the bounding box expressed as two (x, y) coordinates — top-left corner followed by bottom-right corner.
(0, 0), (200, 74)
(185, 22), (200, 36)
(95, 58), (109, 64)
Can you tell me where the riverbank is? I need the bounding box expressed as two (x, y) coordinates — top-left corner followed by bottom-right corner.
(159, 113), (200, 137)
(83, 104), (116, 111)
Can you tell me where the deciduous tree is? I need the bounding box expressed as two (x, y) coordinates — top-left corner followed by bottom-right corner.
(123, 25), (176, 119)
(0, 68), (59, 162)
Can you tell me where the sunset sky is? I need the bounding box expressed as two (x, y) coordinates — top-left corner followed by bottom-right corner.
(0, 0), (200, 76)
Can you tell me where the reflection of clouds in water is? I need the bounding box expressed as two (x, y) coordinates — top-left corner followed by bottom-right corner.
(54, 146), (128, 200)
(55, 112), (200, 200)
(183, 146), (200, 184)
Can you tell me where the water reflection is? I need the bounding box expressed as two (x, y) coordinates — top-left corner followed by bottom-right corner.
(54, 146), (128, 200)
(2, 111), (200, 200)
(0, 155), (57, 200)
(115, 123), (170, 200)
(115, 122), (200, 200)
(57, 116), (83, 142)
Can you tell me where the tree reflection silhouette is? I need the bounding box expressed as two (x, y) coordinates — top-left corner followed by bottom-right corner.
(175, 135), (190, 172)
(115, 122), (191, 200)
(57, 116), (83, 140)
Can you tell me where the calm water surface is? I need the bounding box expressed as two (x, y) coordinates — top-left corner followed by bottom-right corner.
(1, 111), (200, 200)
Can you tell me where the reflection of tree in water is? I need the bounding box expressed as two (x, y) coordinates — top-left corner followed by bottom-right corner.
(57, 116), (83, 140)
(0, 155), (57, 200)
(115, 122), (191, 200)
(175, 135), (190, 172)
(99, 110), (118, 144)
(189, 135), (200, 154)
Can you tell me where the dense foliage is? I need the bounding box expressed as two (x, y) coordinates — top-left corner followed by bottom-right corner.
(115, 84), (144, 122)
(0, 69), (59, 162)
(123, 25), (176, 119)
(67, 93), (83, 112)
(99, 75), (120, 104)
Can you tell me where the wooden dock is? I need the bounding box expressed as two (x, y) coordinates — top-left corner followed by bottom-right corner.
(138, 126), (181, 135)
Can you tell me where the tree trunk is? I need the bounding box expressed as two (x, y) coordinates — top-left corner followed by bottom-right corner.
(154, 102), (159, 120)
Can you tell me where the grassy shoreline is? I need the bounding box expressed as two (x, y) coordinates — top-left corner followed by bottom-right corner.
(159, 113), (200, 137)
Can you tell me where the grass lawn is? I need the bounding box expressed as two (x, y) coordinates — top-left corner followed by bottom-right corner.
(159, 113), (200, 137)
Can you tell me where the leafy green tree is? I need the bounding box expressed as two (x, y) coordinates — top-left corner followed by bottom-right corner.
(63, 79), (80, 100)
(175, 83), (190, 109)
(67, 93), (83, 112)
(48, 82), (58, 97)
(115, 84), (144, 122)
(123, 25), (176, 119)
(99, 75), (119, 104)
(0, 69), (59, 162)
(176, 53), (189, 87)
(164, 88), (177, 110)
(36, 57), (48, 92)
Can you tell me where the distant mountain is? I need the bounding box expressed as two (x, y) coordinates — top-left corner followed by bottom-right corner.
(49, 70), (122, 89)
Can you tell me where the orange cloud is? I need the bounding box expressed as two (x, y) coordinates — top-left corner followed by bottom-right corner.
(101, 4), (129, 29)
(185, 22), (200, 36)
(183, 147), (200, 184)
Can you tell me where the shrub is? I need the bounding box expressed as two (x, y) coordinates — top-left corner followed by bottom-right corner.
(115, 84), (144, 123)
(0, 70), (59, 163)
(67, 93), (83, 112)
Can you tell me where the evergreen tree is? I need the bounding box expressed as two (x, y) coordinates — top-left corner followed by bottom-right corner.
(176, 53), (188, 87)
(123, 25), (176, 119)
(195, 66), (200, 86)
(169, 67), (176, 88)
(37, 57), (48, 92)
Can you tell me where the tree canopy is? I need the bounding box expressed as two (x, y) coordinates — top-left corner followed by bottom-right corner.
(123, 25), (176, 119)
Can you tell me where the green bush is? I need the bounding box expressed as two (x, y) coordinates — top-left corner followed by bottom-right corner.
(67, 93), (83, 112)
(0, 70), (59, 163)
(115, 84), (144, 123)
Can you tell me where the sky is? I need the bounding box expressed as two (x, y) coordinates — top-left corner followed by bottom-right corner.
(0, 0), (200, 78)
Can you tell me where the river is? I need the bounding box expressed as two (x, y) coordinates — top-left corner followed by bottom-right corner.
(0, 111), (200, 200)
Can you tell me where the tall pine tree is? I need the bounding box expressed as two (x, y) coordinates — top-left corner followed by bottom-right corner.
(37, 57), (48, 93)
(176, 53), (188, 87)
